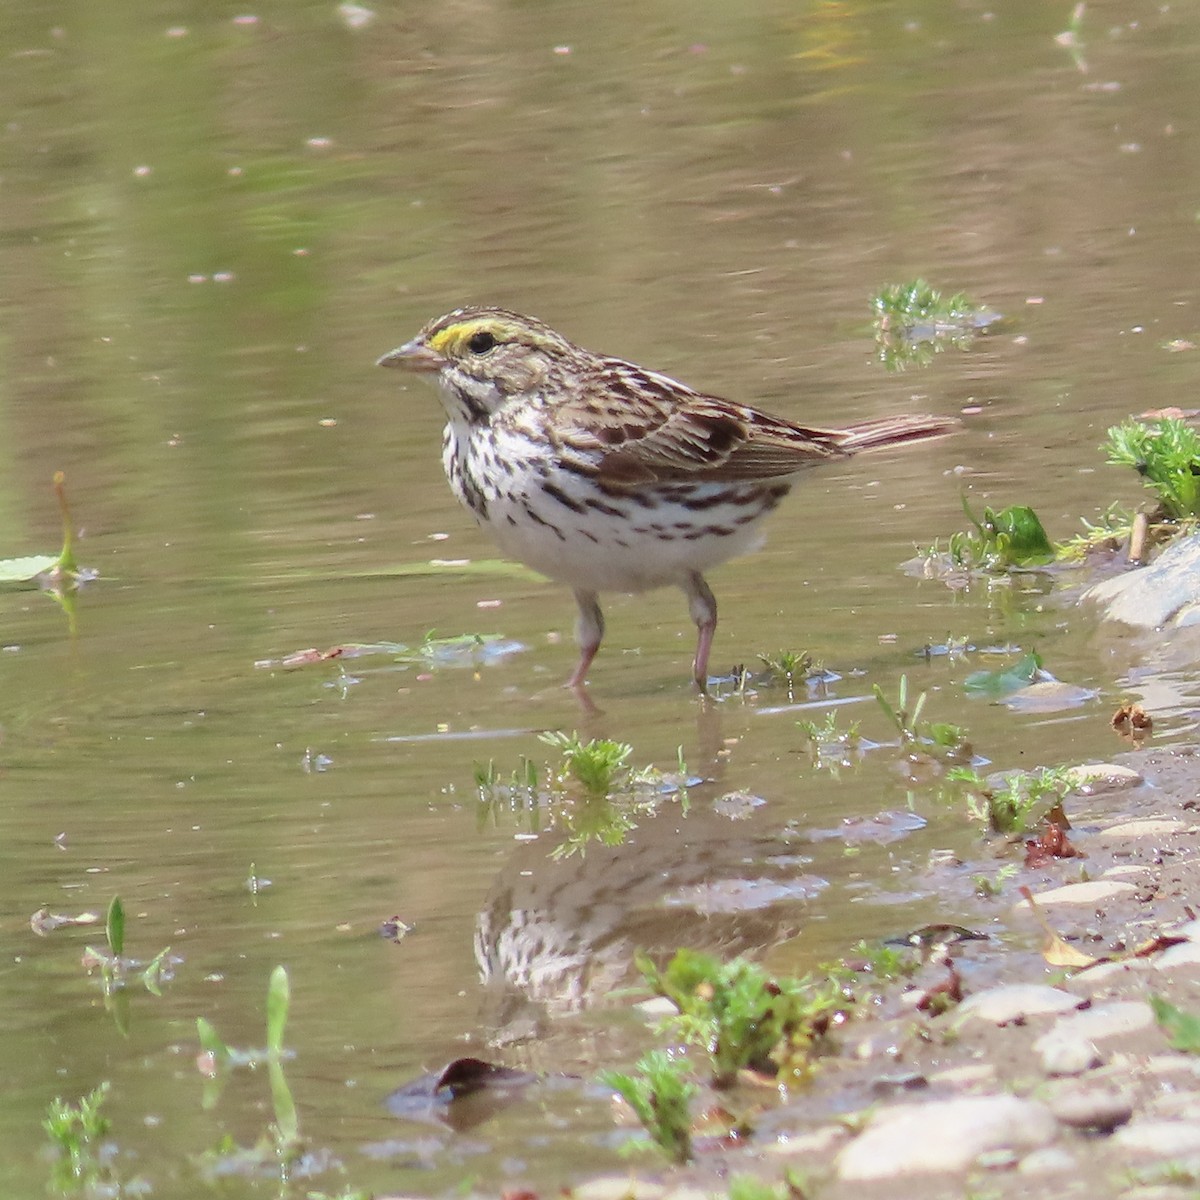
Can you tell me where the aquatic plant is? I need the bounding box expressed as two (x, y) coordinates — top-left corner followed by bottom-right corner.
(599, 1050), (696, 1164)
(946, 765), (1075, 835)
(197, 966), (302, 1182)
(871, 279), (1000, 370)
(1105, 416), (1200, 521)
(636, 949), (846, 1089)
(43, 1082), (112, 1190)
(872, 674), (965, 751)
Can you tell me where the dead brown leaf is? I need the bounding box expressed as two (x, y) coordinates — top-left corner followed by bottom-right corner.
(1019, 886), (1097, 968)
(1025, 823), (1083, 868)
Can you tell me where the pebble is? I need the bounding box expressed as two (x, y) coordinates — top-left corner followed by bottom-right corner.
(760, 1123), (845, 1158)
(928, 1063), (996, 1087)
(1112, 1119), (1200, 1157)
(1017, 879), (1138, 908)
(957, 984), (1083, 1025)
(1046, 1084), (1134, 1132)
(1104, 863), (1153, 878)
(1035, 1001), (1156, 1050)
(1143, 1053), (1200, 1079)
(1075, 958), (1151, 985)
(574, 1178), (666, 1200)
(1018, 1146), (1078, 1176)
(1038, 1033), (1104, 1076)
(1097, 818), (1188, 841)
(1152, 940), (1200, 970)
(1002, 681), (1097, 712)
(1085, 532), (1200, 628)
(835, 1095), (1057, 1179)
(1063, 762), (1144, 791)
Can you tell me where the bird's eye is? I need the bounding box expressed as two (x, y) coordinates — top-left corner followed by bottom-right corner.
(466, 330), (497, 355)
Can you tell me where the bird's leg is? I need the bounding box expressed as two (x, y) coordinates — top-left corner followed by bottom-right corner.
(683, 571), (718, 691)
(566, 589), (604, 689)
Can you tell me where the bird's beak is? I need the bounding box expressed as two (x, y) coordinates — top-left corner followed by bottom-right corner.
(376, 339), (445, 373)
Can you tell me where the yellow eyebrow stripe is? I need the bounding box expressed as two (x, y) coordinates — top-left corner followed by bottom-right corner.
(427, 316), (562, 357)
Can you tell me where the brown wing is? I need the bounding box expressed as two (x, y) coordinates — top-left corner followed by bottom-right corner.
(547, 359), (850, 487)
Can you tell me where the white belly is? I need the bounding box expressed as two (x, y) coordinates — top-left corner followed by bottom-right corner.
(443, 422), (783, 595)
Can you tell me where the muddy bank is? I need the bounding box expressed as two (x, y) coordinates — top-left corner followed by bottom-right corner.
(561, 743), (1200, 1200)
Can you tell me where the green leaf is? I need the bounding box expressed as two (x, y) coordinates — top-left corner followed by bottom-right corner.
(963, 651), (1044, 697)
(140, 947), (171, 996)
(196, 1017), (230, 1061)
(0, 554), (59, 583)
(983, 505), (1054, 565)
(105, 897), (125, 958)
(53, 472), (79, 576)
(1151, 994), (1200, 1053)
(268, 1057), (299, 1148)
(358, 558), (542, 582)
(266, 965), (289, 1057)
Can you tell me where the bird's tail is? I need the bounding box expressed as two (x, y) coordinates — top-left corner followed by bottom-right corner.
(834, 413), (960, 454)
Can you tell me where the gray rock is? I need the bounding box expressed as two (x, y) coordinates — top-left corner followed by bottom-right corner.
(1085, 533), (1200, 629)
(1112, 1119), (1200, 1157)
(1046, 1085), (1134, 1132)
(1153, 940), (1200, 970)
(1018, 1146), (1078, 1175)
(1038, 1034), (1104, 1077)
(1017, 879), (1138, 908)
(836, 1095), (1057, 1179)
(1035, 1001), (1156, 1048)
(958, 984), (1084, 1026)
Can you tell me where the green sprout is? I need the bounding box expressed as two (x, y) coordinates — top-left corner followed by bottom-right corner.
(872, 675), (965, 751)
(196, 966), (301, 1180)
(796, 710), (861, 771)
(636, 949), (846, 1089)
(950, 498), (1054, 570)
(973, 864), (1019, 898)
(1104, 416), (1200, 521)
(758, 650), (818, 697)
(946, 766), (1075, 835)
(599, 1050), (696, 1164)
(1056, 501), (1137, 562)
(82, 896), (174, 1026)
(476, 735), (690, 854)
(729, 1172), (812, 1200)
(871, 280), (1000, 370)
(43, 1082), (113, 1191)
(848, 939), (918, 982)
(539, 731), (633, 794)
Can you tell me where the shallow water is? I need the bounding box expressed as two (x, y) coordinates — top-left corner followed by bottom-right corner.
(2, 0), (1199, 1194)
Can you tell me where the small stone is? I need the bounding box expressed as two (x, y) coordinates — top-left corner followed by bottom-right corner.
(1085, 533), (1200, 628)
(1112, 1119), (1200, 1157)
(1103, 864), (1152, 877)
(958, 984), (1083, 1025)
(1017, 879), (1138, 908)
(928, 1063), (996, 1087)
(1018, 1146), (1078, 1175)
(573, 1178), (667, 1200)
(1062, 762), (1143, 791)
(1074, 958), (1151, 984)
(1153, 941), (1200, 970)
(1143, 1053), (1200, 1079)
(1003, 681), (1097, 712)
(1097, 818), (1186, 840)
(760, 1123), (845, 1157)
(1035, 1001), (1156, 1048)
(1038, 1034), (1103, 1076)
(836, 1096), (1057, 1179)
(1046, 1085), (1133, 1132)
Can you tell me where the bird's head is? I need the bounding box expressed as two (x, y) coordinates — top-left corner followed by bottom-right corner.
(377, 307), (578, 423)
